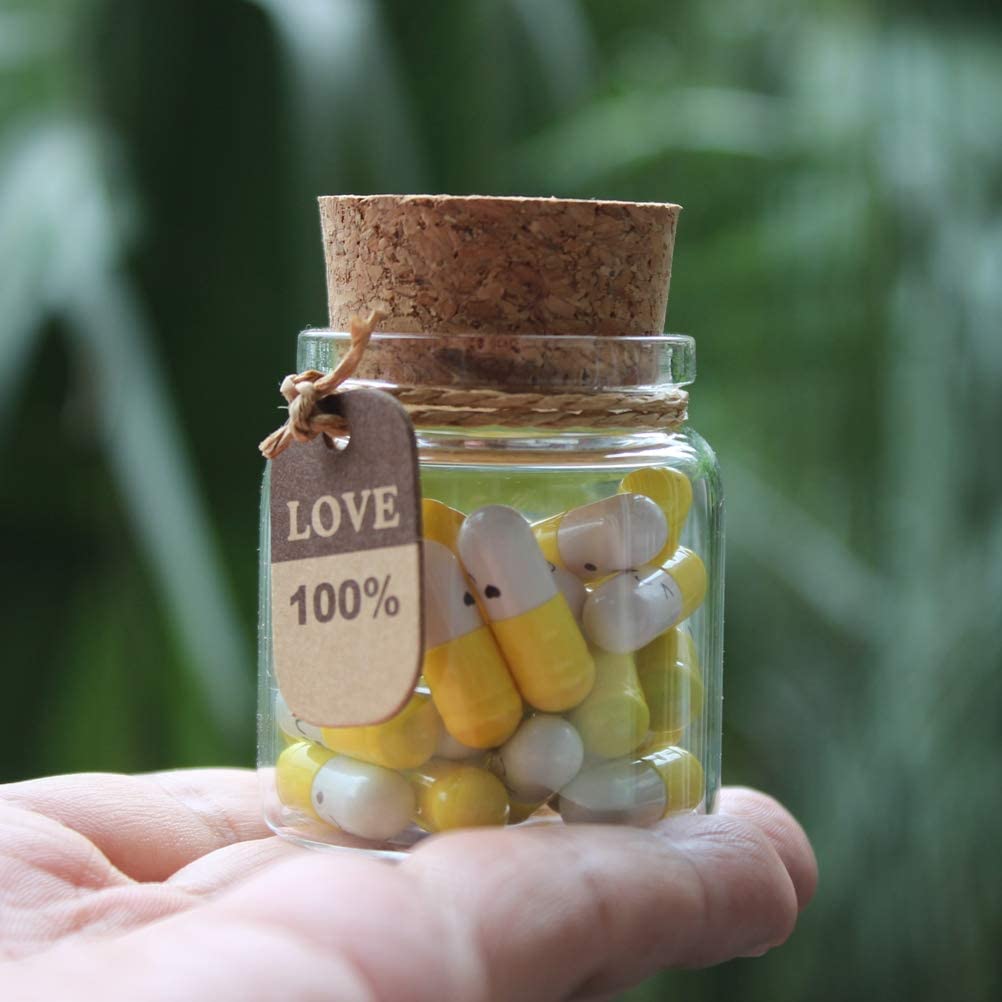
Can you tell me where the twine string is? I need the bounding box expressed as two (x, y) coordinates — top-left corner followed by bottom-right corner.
(259, 313), (689, 459)
(259, 311), (385, 459)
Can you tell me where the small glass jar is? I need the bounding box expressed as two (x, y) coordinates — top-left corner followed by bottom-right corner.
(258, 330), (723, 856)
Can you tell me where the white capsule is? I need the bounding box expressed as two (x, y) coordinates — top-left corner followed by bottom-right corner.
(582, 549), (707, 654)
(498, 715), (585, 801)
(274, 690), (324, 744)
(310, 755), (415, 842)
(422, 538), (483, 649)
(582, 571), (681, 654)
(458, 505), (556, 619)
(550, 563), (587, 623)
(558, 759), (667, 826)
(534, 494), (668, 580)
(435, 728), (484, 761)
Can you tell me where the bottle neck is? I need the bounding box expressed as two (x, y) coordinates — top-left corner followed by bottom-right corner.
(297, 330), (696, 440)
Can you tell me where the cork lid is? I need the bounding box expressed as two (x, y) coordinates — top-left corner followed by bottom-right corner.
(319, 195), (681, 337)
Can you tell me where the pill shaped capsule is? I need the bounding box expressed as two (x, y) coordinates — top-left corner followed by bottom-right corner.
(435, 728), (484, 761)
(567, 649), (650, 759)
(275, 741), (415, 841)
(408, 760), (510, 831)
(636, 728), (685, 757)
(634, 628), (704, 734)
(558, 746), (704, 825)
(458, 505), (595, 712)
(550, 563), (587, 624)
(496, 714), (584, 802)
(619, 468), (693, 563)
(274, 689), (324, 746)
(582, 548), (707, 654)
(319, 692), (440, 771)
(421, 500), (522, 748)
(533, 494), (668, 581)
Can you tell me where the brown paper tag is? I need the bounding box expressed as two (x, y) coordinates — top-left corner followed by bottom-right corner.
(269, 389), (423, 727)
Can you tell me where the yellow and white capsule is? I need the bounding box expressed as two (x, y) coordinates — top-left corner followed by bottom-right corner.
(275, 741), (416, 841)
(408, 759), (510, 831)
(421, 500), (523, 748)
(558, 746), (704, 826)
(582, 548), (707, 654)
(567, 649), (650, 759)
(318, 692), (441, 771)
(634, 628), (704, 734)
(533, 494), (668, 581)
(496, 714), (584, 802)
(274, 689), (324, 745)
(550, 563), (587, 624)
(458, 505), (595, 712)
(619, 468), (693, 563)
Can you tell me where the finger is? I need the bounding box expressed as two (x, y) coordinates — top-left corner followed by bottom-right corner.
(5, 790), (813, 1002)
(403, 810), (802, 998)
(718, 786), (818, 910)
(0, 769), (269, 882)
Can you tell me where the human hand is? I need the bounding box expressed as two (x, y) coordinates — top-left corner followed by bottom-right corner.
(0, 769), (815, 1001)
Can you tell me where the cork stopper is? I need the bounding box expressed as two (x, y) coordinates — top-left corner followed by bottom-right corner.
(318, 195), (681, 389)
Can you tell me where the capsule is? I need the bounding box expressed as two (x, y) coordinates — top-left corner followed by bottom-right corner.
(275, 741), (416, 841)
(421, 500), (523, 747)
(558, 746), (704, 825)
(582, 548), (707, 654)
(496, 714), (584, 802)
(634, 628), (704, 734)
(619, 468), (693, 562)
(458, 505), (595, 712)
(318, 692), (440, 771)
(507, 796), (553, 825)
(550, 563), (586, 624)
(533, 494), (668, 581)
(435, 729), (485, 761)
(408, 760), (510, 831)
(567, 649), (650, 759)
(636, 728), (685, 756)
(274, 690), (324, 745)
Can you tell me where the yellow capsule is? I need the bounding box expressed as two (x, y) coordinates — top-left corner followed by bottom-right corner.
(458, 505), (595, 712)
(619, 468), (693, 561)
(636, 728), (686, 756)
(275, 740), (335, 820)
(319, 692), (440, 771)
(558, 745), (704, 825)
(649, 746), (705, 815)
(422, 497), (466, 554)
(532, 494), (668, 581)
(568, 649), (650, 759)
(409, 759), (510, 831)
(275, 741), (416, 841)
(507, 795), (553, 824)
(422, 500), (523, 747)
(582, 548), (707, 653)
(634, 628), (704, 734)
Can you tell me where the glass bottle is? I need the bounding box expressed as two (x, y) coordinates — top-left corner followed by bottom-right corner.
(258, 329), (723, 857)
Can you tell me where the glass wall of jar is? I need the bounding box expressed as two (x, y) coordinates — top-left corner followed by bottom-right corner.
(259, 331), (723, 857)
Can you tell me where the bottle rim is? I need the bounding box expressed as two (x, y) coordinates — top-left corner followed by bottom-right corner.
(296, 330), (696, 391)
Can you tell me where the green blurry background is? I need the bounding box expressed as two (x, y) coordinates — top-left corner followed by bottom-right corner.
(2, 0), (1000, 998)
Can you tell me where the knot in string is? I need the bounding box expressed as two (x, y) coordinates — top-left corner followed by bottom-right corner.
(259, 310), (385, 460)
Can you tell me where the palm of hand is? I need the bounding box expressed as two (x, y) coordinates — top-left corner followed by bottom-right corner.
(0, 769), (814, 1001)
